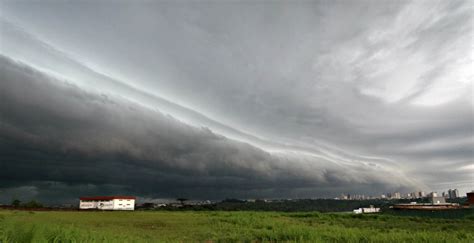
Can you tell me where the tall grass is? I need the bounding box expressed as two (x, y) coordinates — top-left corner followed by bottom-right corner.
(1, 210), (472, 242)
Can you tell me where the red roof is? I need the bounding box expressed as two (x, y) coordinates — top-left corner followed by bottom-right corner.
(80, 196), (136, 201)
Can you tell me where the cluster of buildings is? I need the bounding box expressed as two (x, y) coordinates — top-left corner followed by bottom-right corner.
(354, 191), (473, 213)
(78, 196), (213, 211)
(339, 188), (461, 201)
(391, 191), (472, 211)
(77, 189), (471, 212)
(338, 192), (405, 200)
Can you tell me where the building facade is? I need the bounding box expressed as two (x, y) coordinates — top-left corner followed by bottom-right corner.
(392, 192), (401, 199)
(431, 196), (446, 205)
(353, 205), (380, 214)
(467, 192), (474, 207)
(79, 196), (136, 210)
(448, 189), (459, 199)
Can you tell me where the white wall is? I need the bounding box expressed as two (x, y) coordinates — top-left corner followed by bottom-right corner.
(112, 199), (135, 210)
(79, 200), (97, 209)
(79, 199), (135, 210)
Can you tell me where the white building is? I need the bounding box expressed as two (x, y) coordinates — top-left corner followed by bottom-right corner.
(431, 196), (446, 205)
(79, 196), (136, 210)
(353, 205), (380, 214)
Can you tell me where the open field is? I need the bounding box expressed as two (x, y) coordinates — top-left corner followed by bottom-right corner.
(1, 210), (473, 242)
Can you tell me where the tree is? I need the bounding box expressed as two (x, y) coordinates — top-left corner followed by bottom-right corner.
(11, 199), (21, 207)
(23, 200), (43, 208)
(177, 198), (188, 205)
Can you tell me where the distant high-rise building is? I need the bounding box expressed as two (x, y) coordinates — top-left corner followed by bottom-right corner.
(448, 189), (459, 199)
(417, 191), (425, 198)
(392, 192), (401, 199)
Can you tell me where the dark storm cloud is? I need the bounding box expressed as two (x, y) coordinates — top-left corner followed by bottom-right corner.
(0, 0), (472, 202)
(0, 56), (417, 202)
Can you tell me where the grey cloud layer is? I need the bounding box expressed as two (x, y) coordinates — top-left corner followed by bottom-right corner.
(0, 0), (472, 202)
(0, 56), (417, 202)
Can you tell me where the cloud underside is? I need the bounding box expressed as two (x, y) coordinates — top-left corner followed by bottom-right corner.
(0, 0), (472, 203)
(0, 56), (418, 202)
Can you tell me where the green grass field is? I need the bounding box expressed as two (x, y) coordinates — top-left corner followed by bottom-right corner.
(1, 210), (473, 242)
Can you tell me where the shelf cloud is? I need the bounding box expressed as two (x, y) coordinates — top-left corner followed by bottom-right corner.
(0, 0), (472, 203)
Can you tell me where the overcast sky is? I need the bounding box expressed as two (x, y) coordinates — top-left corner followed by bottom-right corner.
(0, 0), (472, 204)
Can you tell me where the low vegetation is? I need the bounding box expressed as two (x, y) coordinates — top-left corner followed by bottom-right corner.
(8, 199), (43, 209)
(1, 209), (473, 242)
(144, 197), (468, 212)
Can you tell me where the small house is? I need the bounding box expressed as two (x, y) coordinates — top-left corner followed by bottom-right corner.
(79, 196), (136, 210)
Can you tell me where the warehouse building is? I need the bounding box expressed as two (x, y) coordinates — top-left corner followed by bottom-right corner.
(79, 196), (136, 210)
